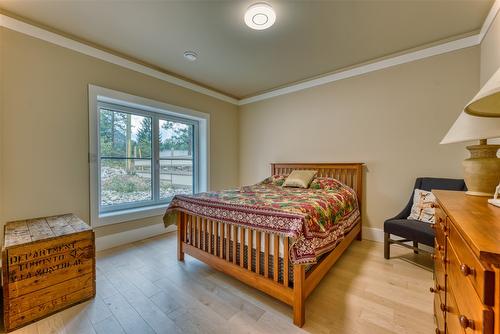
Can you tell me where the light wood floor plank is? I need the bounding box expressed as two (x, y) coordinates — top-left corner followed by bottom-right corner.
(119, 287), (182, 333)
(83, 298), (113, 326)
(102, 293), (155, 334)
(92, 316), (125, 334)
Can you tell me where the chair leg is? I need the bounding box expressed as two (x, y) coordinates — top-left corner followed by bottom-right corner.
(413, 241), (419, 254)
(384, 233), (390, 259)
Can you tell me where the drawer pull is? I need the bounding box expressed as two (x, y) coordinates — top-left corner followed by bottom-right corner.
(439, 303), (448, 312)
(460, 264), (475, 277)
(430, 284), (444, 293)
(459, 315), (474, 329)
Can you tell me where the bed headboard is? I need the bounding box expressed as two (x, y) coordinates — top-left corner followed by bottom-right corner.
(271, 162), (364, 203)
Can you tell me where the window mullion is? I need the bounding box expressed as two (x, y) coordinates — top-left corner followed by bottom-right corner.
(152, 115), (160, 203)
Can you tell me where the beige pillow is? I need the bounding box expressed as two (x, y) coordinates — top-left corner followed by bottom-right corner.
(407, 189), (437, 224)
(283, 170), (318, 188)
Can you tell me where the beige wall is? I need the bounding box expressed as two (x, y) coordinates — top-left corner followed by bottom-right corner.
(480, 10), (500, 85)
(239, 47), (479, 231)
(0, 27), (239, 239)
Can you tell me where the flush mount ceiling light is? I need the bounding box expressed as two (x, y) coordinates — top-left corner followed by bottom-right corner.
(183, 51), (198, 61)
(244, 3), (276, 30)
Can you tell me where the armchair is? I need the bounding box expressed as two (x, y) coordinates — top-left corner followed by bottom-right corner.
(383, 177), (466, 259)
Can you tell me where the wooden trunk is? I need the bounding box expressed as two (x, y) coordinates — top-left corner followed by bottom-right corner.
(2, 214), (96, 332)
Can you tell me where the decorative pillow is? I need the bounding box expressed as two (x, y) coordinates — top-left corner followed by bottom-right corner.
(309, 177), (343, 191)
(260, 174), (288, 186)
(407, 189), (437, 224)
(283, 170), (318, 188)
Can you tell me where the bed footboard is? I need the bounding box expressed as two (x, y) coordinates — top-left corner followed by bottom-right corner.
(176, 211), (361, 327)
(176, 212), (305, 322)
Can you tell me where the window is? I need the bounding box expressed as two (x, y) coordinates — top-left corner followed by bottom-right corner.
(89, 86), (209, 226)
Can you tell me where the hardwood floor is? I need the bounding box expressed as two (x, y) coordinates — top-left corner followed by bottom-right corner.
(3, 232), (434, 334)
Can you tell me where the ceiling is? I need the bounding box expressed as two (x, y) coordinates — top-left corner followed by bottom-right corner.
(0, 0), (493, 99)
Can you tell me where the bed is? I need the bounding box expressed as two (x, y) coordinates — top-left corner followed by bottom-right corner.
(164, 163), (364, 327)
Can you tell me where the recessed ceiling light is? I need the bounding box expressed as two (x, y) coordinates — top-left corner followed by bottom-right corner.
(183, 51), (198, 61)
(244, 3), (276, 30)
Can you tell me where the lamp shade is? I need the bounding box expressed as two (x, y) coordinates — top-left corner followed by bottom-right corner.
(440, 111), (500, 144)
(465, 67), (500, 117)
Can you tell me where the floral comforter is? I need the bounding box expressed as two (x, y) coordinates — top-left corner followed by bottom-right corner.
(164, 177), (360, 264)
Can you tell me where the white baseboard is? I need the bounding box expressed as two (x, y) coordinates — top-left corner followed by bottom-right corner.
(95, 223), (175, 251)
(363, 226), (433, 252)
(362, 227), (385, 242)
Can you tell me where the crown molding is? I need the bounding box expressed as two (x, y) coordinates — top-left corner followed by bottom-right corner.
(479, 0), (500, 43)
(0, 14), (239, 105)
(1, 0), (499, 107)
(238, 0), (500, 105)
(238, 34), (480, 105)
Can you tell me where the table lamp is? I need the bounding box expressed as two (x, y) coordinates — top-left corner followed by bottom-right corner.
(441, 68), (500, 197)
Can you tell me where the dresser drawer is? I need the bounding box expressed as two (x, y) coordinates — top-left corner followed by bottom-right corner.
(447, 240), (494, 333)
(448, 219), (495, 306)
(446, 286), (465, 334)
(434, 293), (445, 334)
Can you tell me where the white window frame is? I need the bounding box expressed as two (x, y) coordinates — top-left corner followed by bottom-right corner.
(89, 85), (209, 227)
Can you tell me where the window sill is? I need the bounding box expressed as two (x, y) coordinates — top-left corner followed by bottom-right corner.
(96, 204), (169, 227)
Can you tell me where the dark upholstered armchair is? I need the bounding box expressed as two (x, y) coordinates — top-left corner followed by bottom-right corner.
(384, 177), (467, 259)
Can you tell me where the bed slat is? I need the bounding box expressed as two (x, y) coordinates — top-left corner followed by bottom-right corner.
(208, 220), (213, 254)
(264, 233), (270, 278)
(256, 231), (261, 275)
(183, 212), (187, 244)
(248, 229), (253, 271)
(220, 222), (225, 259)
(196, 217), (201, 249)
(203, 219), (207, 251)
(190, 216), (194, 246)
(233, 225), (237, 264)
(284, 237), (289, 287)
(226, 223), (231, 262)
(274, 235), (279, 282)
(215, 221), (219, 256)
(240, 227), (245, 267)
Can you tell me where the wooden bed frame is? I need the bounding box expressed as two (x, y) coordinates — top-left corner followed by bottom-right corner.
(176, 163), (364, 327)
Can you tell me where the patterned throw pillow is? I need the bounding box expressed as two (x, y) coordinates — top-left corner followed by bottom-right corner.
(407, 189), (437, 224)
(283, 170), (318, 188)
(261, 174), (288, 186)
(309, 177), (344, 191)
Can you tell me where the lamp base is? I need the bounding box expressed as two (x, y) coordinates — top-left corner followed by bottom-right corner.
(463, 141), (500, 197)
(466, 190), (496, 196)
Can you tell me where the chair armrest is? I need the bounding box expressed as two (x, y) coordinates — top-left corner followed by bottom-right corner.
(386, 188), (416, 222)
(386, 211), (408, 221)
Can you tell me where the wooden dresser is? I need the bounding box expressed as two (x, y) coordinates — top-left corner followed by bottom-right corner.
(432, 191), (500, 334)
